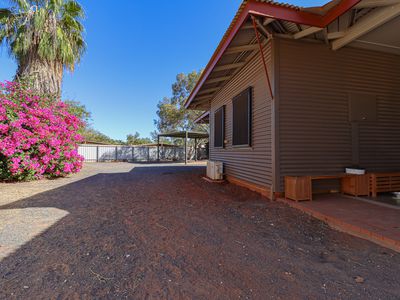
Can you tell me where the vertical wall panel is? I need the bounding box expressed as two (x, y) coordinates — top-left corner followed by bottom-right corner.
(78, 145), (187, 162)
(210, 43), (273, 188)
(78, 145), (98, 162)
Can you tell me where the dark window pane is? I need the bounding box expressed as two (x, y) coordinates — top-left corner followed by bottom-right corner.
(214, 106), (224, 148)
(233, 87), (252, 146)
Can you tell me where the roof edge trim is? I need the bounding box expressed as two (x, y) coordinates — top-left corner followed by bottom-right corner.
(185, 0), (361, 109)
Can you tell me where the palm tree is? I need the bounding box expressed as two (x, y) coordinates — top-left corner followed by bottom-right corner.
(0, 0), (85, 96)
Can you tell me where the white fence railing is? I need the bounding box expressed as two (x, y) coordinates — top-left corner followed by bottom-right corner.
(78, 145), (198, 162)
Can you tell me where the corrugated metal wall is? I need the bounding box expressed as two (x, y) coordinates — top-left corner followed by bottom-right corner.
(78, 145), (187, 162)
(278, 39), (400, 191)
(210, 43), (273, 189)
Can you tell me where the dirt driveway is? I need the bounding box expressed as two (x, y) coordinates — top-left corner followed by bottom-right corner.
(0, 163), (399, 299)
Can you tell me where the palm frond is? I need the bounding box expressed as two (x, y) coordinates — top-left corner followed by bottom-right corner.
(63, 0), (84, 19)
(8, 0), (30, 12)
(1, 0), (86, 77)
(48, 0), (63, 15)
(0, 8), (13, 20)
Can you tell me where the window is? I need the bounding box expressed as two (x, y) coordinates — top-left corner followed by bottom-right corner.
(232, 87), (252, 147)
(214, 106), (225, 148)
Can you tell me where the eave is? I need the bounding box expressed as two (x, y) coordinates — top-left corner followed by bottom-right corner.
(185, 0), (361, 110)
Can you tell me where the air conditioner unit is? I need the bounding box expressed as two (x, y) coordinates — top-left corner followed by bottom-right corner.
(207, 160), (223, 180)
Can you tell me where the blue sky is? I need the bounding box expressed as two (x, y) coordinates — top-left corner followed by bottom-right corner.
(0, 0), (327, 140)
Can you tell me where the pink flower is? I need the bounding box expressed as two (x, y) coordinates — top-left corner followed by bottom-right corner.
(0, 81), (84, 181)
(9, 157), (21, 174)
(63, 163), (73, 173)
(0, 124), (9, 134)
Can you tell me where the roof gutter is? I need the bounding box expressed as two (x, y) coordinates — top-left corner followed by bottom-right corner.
(185, 0), (361, 109)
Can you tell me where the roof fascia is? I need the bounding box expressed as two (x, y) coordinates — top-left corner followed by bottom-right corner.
(322, 0), (361, 25)
(185, 1), (252, 109)
(185, 0), (362, 109)
(248, 2), (323, 27)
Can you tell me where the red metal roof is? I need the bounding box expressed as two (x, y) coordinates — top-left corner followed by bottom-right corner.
(185, 0), (361, 109)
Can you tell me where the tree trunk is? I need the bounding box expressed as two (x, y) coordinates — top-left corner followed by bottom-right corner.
(16, 53), (63, 98)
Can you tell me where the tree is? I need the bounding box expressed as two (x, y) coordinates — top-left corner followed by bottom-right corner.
(126, 132), (152, 145)
(154, 71), (209, 161)
(81, 128), (121, 145)
(154, 71), (208, 135)
(0, 0), (86, 96)
(63, 100), (120, 144)
(64, 100), (92, 127)
(150, 130), (159, 143)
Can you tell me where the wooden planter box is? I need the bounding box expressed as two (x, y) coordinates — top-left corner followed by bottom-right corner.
(285, 176), (311, 201)
(342, 174), (370, 197)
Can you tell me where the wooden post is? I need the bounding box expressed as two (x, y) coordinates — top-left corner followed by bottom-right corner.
(184, 131), (188, 165)
(115, 146), (118, 161)
(157, 135), (160, 162)
(174, 147), (176, 161)
(131, 147), (134, 162)
(96, 146), (99, 162)
(194, 138), (198, 161)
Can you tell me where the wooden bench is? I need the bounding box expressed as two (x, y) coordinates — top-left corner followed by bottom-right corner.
(285, 175), (343, 202)
(369, 172), (400, 197)
(285, 174), (370, 202)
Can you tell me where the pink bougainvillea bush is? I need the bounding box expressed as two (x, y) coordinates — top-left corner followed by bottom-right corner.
(0, 81), (84, 181)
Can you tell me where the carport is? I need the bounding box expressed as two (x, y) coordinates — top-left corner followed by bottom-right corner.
(157, 131), (209, 164)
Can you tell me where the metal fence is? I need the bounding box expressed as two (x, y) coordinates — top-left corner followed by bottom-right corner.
(78, 145), (203, 163)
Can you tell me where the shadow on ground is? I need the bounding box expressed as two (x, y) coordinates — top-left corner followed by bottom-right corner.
(0, 164), (399, 299)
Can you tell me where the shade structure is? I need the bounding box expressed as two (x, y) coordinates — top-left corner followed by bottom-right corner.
(157, 131), (209, 164)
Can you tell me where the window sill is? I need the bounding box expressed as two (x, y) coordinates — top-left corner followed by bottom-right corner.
(231, 145), (253, 150)
(212, 145), (253, 151)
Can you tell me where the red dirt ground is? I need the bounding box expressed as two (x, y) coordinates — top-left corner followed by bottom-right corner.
(0, 164), (399, 299)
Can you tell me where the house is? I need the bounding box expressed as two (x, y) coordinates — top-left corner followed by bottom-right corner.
(186, 0), (400, 199)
